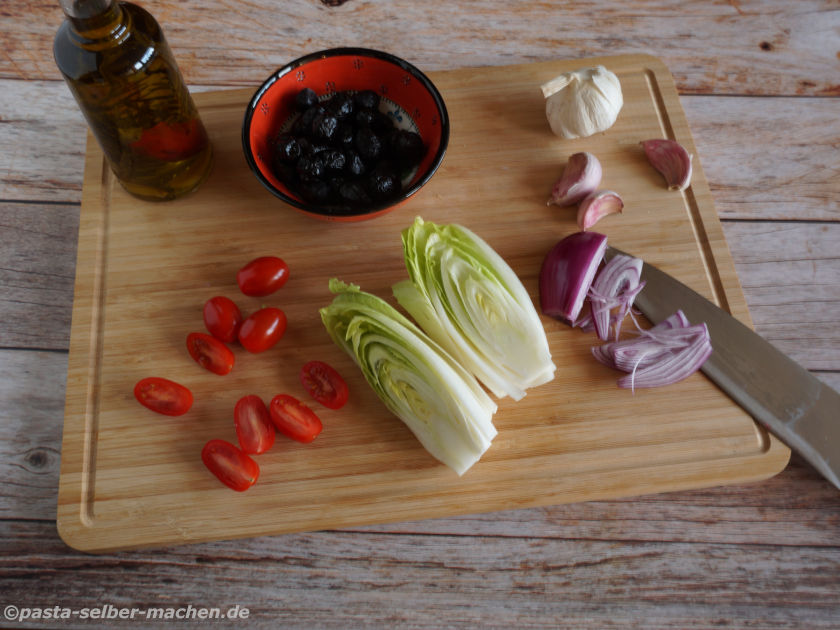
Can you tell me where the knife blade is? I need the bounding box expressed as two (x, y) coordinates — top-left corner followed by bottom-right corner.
(606, 246), (840, 490)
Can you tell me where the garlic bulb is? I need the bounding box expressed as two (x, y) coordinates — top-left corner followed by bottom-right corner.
(541, 66), (623, 139)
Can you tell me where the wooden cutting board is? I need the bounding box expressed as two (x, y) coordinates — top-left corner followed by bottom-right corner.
(57, 54), (789, 552)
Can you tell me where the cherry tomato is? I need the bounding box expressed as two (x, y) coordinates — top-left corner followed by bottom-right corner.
(134, 377), (193, 416)
(234, 395), (275, 455)
(186, 332), (235, 375)
(269, 394), (323, 443)
(236, 256), (289, 297)
(201, 439), (259, 492)
(300, 360), (349, 409)
(238, 307), (287, 353)
(203, 296), (243, 343)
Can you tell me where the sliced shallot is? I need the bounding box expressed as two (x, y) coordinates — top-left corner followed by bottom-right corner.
(587, 253), (644, 341)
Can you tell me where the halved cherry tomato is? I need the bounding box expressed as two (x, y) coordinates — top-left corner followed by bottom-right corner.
(269, 394), (323, 443)
(300, 360), (349, 410)
(186, 332), (235, 375)
(236, 256), (289, 297)
(201, 439), (259, 492)
(134, 377), (193, 416)
(238, 307), (287, 353)
(234, 395), (275, 455)
(203, 296), (243, 343)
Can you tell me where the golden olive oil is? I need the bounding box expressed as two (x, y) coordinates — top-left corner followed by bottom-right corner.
(54, 0), (213, 201)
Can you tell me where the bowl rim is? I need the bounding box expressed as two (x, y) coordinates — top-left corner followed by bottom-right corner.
(241, 47), (450, 218)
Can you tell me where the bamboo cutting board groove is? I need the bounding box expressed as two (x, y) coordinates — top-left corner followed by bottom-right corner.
(58, 55), (789, 552)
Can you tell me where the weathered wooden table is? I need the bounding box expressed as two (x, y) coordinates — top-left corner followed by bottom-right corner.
(2, 1), (838, 627)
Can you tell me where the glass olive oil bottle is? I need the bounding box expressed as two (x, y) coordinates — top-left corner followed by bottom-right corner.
(54, 0), (213, 201)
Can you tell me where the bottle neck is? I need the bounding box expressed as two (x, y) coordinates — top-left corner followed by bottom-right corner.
(60, 0), (124, 36)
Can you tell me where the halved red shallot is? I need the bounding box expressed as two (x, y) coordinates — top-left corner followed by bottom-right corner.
(539, 231), (607, 324)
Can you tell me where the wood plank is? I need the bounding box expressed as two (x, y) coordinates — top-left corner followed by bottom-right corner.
(686, 97), (840, 222)
(0, 202), (79, 350)
(2, 521), (840, 629)
(723, 221), (840, 371)
(0, 81), (87, 203)
(0, 350), (65, 521)
(5, 1), (838, 96)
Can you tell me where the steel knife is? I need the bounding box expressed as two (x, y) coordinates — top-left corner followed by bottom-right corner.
(606, 246), (840, 490)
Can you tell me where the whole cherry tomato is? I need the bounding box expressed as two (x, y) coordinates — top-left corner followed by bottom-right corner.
(186, 332), (235, 375)
(134, 377), (193, 416)
(201, 439), (260, 492)
(203, 296), (243, 343)
(269, 394), (323, 443)
(236, 256), (289, 297)
(300, 360), (349, 410)
(238, 307), (287, 353)
(234, 395), (275, 455)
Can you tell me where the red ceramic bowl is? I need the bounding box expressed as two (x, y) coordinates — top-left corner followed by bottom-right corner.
(242, 48), (449, 221)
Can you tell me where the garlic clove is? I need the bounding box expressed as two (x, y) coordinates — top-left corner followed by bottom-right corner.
(542, 66), (623, 139)
(548, 151), (603, 207)
(641, 139), (693, 191)
(577, 190), (624, 231)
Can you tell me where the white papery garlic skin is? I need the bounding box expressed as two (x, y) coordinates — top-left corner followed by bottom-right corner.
(541, 66), (624, 139)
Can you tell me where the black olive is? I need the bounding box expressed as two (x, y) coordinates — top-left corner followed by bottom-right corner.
(354, 108), (376, 127)
(296, 154), (326, 180)
(354, 90), (380, 110)
(366, 161), (401, 200)
(355, 127), (382, 161)
(312, 111), (339, 141)
(273, 133), (301, 164)
(345, 150), (366, 177)
(295, 87), (319, 111)
(335, 122), (355, 147)
(389, 129), (425, 166)
(293, 104), (324, 135)
(370, 111), (395, 134)
(273, 162), (297, 186)
(327, 92), (355, 119)
(339, 181), (372, 206)
(316, 148), (346, 172)
(299, 177), (332, 203)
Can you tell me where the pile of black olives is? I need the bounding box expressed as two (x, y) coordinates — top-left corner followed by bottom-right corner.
(272, 87), (426, 213)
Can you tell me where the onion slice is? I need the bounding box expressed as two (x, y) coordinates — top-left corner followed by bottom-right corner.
(592, 310), (712, 391)
(587, 253), (644, 341)
(539, 231), (607, 324)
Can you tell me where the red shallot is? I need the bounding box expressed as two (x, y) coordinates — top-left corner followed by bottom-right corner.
(539, 232), (711, 390)
(539, 231), (607, 324)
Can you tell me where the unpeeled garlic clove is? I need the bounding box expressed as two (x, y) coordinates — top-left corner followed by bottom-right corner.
(577, 190), (624, 231)
(641, 139), (693, 191)
(548, 152), (603, 207)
